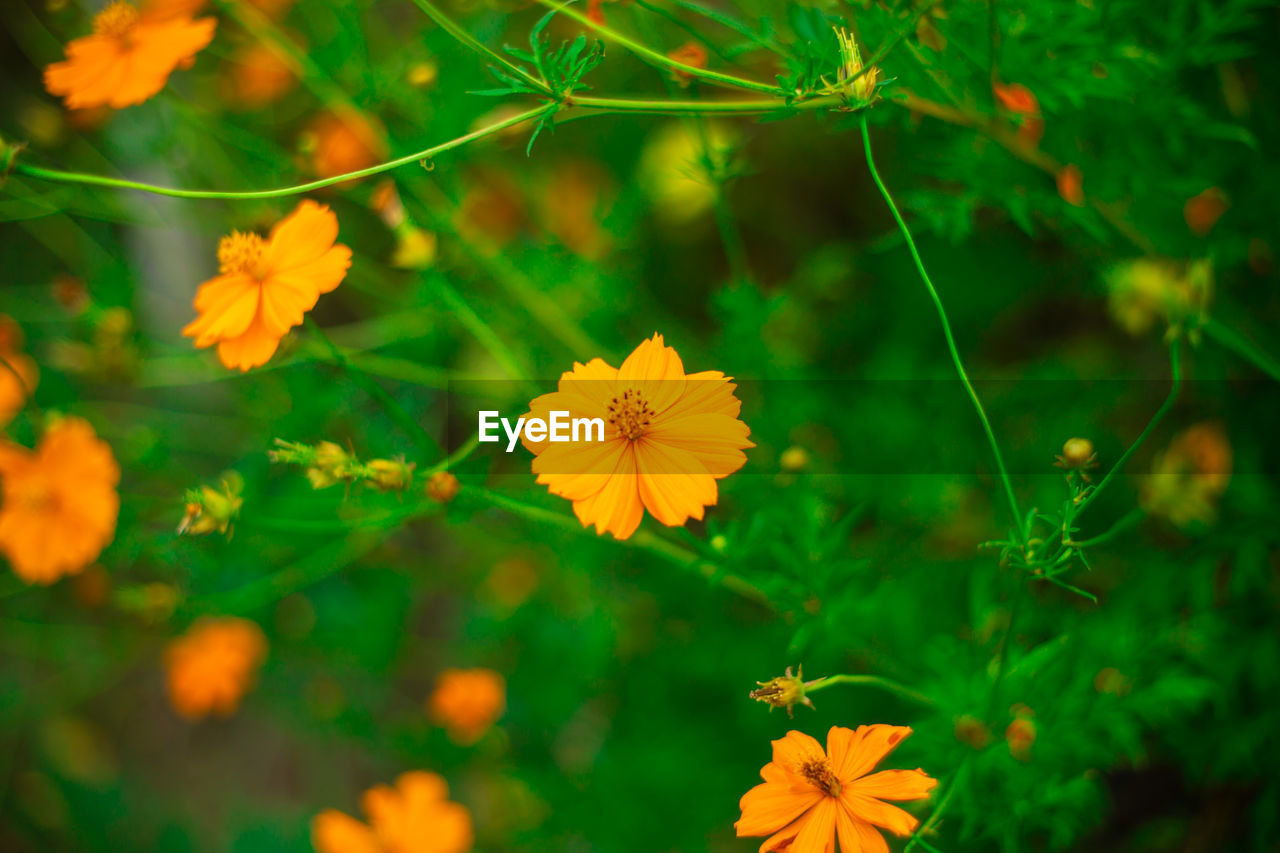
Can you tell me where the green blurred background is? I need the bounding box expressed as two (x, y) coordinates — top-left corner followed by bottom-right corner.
(3, 0), (1280, 850)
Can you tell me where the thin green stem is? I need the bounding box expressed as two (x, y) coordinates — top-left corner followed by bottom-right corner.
(1076, 336), (1182, 515)
(805, 673), (937, 707)
(1204, 317), (1280, 383)
(461, 485), (773, 607)
(427, 434), (481, 475)
(859, 115), (1022, 538)
(306, 317), (442, 458)
(406, 0), (552, 95)
(1068, 506), (1145, 549)
(535, 0), (783, 94)
(905, 757), (970, 852)
(432, 272), (538, 394)
(13, 105), (552, 200)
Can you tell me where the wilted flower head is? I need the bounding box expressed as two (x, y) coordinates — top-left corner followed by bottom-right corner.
(833, 27), (880, 105)
(165, 617), (267, 719)
(177, 472), (244, 536)
(749, 665), (817, 717)
(1106, 257), (1212, 337)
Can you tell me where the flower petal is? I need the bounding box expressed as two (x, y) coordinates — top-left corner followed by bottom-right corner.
(835, 806), (891, 853)
(311, 810), (381, 853)
(262, 200), (341, 273)
(183, 273), (259, 346)
(635, 439), (718, 526)
(736, 781), (823, 838)
(644, 412), (753, 478)
(570, 443), (644, 539)
(534, 437), (628, 502)
(839, 791), (922, 837)
(790, 796), (838, 853)
(618, 333), (686, 413)
(846, 769), (937, 802)
(830, 725), (914, 783)
(215, 314), (280, 372)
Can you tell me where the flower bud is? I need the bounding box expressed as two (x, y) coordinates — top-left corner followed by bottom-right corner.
(367, 458), (415, 492)
(834, 28), (880, 105)
(178, 473), (244, 536)
(426, 471), (460, 504)
(306, 441), (355, 490)
(1054, 438), (1097, 472)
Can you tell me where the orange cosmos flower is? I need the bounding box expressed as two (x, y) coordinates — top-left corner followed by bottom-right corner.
(44, 0), (216, 110)
(183, 200), (351, 371)
(736, 726), (936, 853)
(221, 42), (300, 108)
(306, 111), (389, 181)
(0, 315), (39, 427)
(0, 417), (119, 585)
(522, 334), (753, 540)
(427, 668), (506, 745)
(312, 771), (473, 853)
(165, 617), (267, 719)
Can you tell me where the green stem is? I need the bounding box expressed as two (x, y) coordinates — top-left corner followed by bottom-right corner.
(306, 317), (442, 458)
(1203, 317), (1280, 383)
(805, 673), (937, 707)
(13, 105), (553, 200)
(432, 272), (538, 394)
(461, 485), (773, 607)
(406, 0), (552, 95)
(535, 0), (783, 94)
(859, 115), (1022, 538)
(1076, 336), (1182, 514)
(427, 434), (481, 475)
(572, 94), (836, 114)
(905, 757), (970, 852)
(1069, 506), (1145, 549)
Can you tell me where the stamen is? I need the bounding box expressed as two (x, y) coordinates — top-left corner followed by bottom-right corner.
(799, 758), (842, 797)
(93, 1), (140, 39)
(217, 231), (267, 277)
(606, 388), (654, 440)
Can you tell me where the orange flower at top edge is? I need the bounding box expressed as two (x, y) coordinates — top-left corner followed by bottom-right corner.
(0, 417), (119, 586)
(522, 334), (754, 540)
(736, 726), (936, 853)
(427, 668), (506, 745)
(312, 771), (474, 853)
(183, 200), (351, 371)
(44, 0), (216, 110)
(0, 315), (39, 427)
(165, 617), (267, 719)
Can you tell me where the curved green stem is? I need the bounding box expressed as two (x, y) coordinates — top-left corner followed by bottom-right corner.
(1076, 336), (1182, 515)
(859, 115), (1023, 538)
(1068, 506), (1145, 549)
(13, 105), (552, 200)
(806, 673), (937, 707)
(406, 0), (552, 95)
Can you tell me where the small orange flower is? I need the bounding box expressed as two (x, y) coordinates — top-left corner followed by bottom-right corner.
(1183, 186), (1229, 236)
(1057, 164), (1085, 207)
(427, 668), (506, 745)
(736, 726), (936, 853)
(44, 0), (216, 110)
(312, 771), (473, 853)
(992, 82), (1043, 147)
(221, 42), (300, 108)
(165, 617), (267, 719)
(306, 111), (389, 181)
(522, 334), (753, 540)
(183, 200), (351, 371)
(1141, 422), (1232, 526)
(0, 417), (119, 585)
(668, 41), (708, 84)
(0, 315), (39, 427)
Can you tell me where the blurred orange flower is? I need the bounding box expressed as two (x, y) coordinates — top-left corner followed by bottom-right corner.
(44, 0), (216, 109)
(0, 417), (119, 585)
(522, 334), (753, 540)
(221, 42), (300, 108)
(736, 726), (936, 852)
(1183, 186), (1229, 236)
(183, 200), (351, 371)
(306, 111), (389, 181)
(427, 668), (506, 744)
(1141, 422), (1232, 526)
(165, 617), (267, 719)
(992, 82), (1043, 148)
(312, 771), (473, 853)
(1057, 164), (1085, 207)
(0, 315), (39, 426)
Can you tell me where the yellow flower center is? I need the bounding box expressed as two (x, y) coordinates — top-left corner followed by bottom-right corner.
(799, 758), (842, 797)
(607, 388), (654, 440)
(217, 231), (267, 278)
(93, 1), (140, 39)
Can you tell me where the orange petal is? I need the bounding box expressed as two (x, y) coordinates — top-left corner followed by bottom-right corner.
(267, 244), (351, 298)
(828, 725), (912, 782)
(263, 200), (340, 273)
(635, 440), (718, 526)
(183, 273), (259, 346)
(835, 806), (890, 853)
(570, 443), (644, 538)
(736, 782), (823, 837)
(663, 370), (743, 418)
(759, 815), (806, 852)
(534, 437), (628, 502)
(772, 730), (827, 772)
(840, 791), (921, 837)
(215, 314), (280, 371)
(311, 810), (381, 853)
(644, 412), (753, 478)
(789, 796), (837, 853)
(846, 769), (937, 802)
(618, 333), (686, 412)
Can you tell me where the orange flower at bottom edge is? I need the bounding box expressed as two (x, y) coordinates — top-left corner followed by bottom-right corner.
(0, 315), (39, 427)
(0, 417), (119, 585)
(44, 0), (216, 110)
(183, 200), (351, 371)
(521, 333), (754, 540)
(312, 771), (473, 853)
(165, 617), (267, 719)
(736, 726), (936, 853)
(427, 668), (506, 745)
